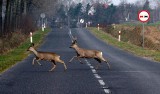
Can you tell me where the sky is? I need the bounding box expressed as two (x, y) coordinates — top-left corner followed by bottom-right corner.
(111, 0), (138, 5)
(111, 0), (157, 8)
(65, 0), (158, 9)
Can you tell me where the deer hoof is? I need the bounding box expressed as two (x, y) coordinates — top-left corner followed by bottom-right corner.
(108, 65), (111, 70)
(49, 70), (54, 72)
(80, 62), (83, 64)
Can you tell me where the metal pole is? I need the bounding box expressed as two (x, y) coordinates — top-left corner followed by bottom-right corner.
(142, 23), (144, 48)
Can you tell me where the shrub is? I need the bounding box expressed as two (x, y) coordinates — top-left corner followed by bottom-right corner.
(0, 31), (27, 54)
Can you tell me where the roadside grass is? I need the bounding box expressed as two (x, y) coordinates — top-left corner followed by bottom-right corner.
(121, 21), (160, 27)
(0, 28), (51, 73)
(88, 27), (160, 62)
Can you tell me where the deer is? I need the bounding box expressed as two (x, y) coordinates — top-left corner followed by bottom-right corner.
(69, 37), (110, 70)
(27, 43), (67, 72)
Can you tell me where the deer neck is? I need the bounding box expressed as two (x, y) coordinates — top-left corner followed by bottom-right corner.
(31, 48), (38, 56)
(74, 45), (81, 52)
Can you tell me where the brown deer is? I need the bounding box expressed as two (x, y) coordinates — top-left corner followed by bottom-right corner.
(69, 37), (110, 70)
(27, 43), (67, 71)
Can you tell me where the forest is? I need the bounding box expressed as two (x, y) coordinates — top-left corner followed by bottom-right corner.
(54, 0), (160, 27)
(0, 0), (59, 36)
(1, 0), (160, 36)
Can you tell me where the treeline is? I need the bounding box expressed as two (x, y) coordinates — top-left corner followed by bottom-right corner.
(54, 0), (160, 27)
(0, 0), (58, 37)
(0, 0), (59, 54)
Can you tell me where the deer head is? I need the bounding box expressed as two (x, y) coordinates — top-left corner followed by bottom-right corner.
(70, 36), (77, 48)
(27, 43), (35, 51)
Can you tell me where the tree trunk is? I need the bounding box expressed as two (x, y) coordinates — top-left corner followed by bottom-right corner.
(0, 0), (2, 36)
(4, 0), (11, 34)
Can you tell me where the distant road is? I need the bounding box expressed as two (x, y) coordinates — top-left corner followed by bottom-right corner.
(0, 27), (160, 94)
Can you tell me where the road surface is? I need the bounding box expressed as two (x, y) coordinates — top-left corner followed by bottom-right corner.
(0, 27), (160, 94)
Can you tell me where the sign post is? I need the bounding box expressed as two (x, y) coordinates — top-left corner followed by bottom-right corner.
(40, 13), (45, 31)
(138, 10), (150, 49)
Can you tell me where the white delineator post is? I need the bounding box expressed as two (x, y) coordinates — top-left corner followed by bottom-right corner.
(98, 24), (99, 31)
(42, 24), (44, 31)
(86, 23), (87, 28)
(118, 31), (121, 42)
(30, 32), (33, 43)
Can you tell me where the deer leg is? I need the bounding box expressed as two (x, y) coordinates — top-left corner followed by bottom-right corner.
(69, 56), (77, 63)
(101, 57), (111, 70)
(77, 56), (83, 64)
(57, 59), (67, 71)
(49, 61), (56, 72)
(104, 60), (110, 70)
(32, 57), (36, 65)
(94, 58), (102, 69)
(36, 59), (42, 66)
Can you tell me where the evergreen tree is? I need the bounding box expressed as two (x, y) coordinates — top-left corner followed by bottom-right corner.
(143, 0), (150, 10)
(0, 0), (2, 35)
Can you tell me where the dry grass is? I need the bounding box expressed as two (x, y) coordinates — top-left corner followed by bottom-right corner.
(0, 31), (28, 54)
(102, 24), (160, 50)
(88, 27), (160, 62)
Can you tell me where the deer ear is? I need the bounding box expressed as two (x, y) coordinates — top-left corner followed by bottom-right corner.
(73, 40), (77, 44)
(74, 39), (77, 43)
(72, 36), (77, 43)
(73, 36), (77, 41)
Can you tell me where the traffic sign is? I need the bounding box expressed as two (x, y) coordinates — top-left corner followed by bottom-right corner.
(40, 13), (45, 18)
(80, 19), (84, 23)
(138, 10), (150, 23)
(138, 10), (150, 49)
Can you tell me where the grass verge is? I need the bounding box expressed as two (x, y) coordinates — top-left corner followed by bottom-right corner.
(0, 28), (51, 73)
(88, 27), (160, 62)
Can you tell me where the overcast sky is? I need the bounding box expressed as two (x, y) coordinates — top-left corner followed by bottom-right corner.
(111, 0), (138, 5)
(71, 0), (158, 8)
(111, 0), (157, 8)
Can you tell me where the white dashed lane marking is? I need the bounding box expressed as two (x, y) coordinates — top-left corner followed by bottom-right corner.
(85, 59), (111, 94)
(94, 74), (101, 79)
(91, 69), (97, 73)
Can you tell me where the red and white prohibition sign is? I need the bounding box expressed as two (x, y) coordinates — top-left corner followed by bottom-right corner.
(138, 10), (150, 23)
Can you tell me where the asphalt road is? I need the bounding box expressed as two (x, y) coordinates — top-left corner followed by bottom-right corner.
(1, 27), (160, 94)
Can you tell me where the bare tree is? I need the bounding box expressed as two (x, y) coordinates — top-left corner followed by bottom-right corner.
(155, 0), (160, 21)
(1, 0), (59, 36)
(0, 0), (2, 35)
